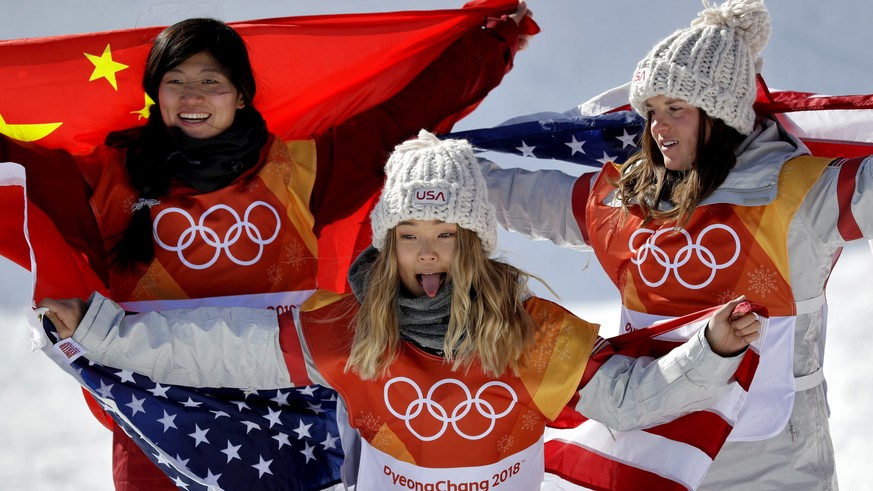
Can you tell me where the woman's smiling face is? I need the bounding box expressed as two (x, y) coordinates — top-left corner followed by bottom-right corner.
(645, 95), (710, 171)
(158, 51), (244, 139)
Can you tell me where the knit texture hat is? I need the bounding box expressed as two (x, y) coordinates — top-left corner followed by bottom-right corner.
(370, 130), (497, 253)
(629, 0), (771, 135)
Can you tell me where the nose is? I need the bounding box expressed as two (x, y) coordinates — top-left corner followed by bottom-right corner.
(418, 239), (437, 261)
(650, 110), (669, 135)
(179, 84), (204, 100)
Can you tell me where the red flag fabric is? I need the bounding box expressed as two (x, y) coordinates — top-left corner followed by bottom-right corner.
(0, 0), (524, 300)
(0, 1), (519, 154)
(447, 75), (873, 171)
(543, 302), (768, 491)
(754, 75), (873, 159)
(0, 163), (106, 301)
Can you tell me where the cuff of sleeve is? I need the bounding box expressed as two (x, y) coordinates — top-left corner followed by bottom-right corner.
(685, 329), (744, 384)
(72, 292), (125, 352)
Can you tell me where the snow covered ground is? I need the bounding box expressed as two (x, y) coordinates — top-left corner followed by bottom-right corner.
(2, 1), (873, 489)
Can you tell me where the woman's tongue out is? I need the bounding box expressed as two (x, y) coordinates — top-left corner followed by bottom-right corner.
(418, 273), (445, 298)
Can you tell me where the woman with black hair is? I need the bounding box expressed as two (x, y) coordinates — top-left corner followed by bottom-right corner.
(2, 9), (530, 490)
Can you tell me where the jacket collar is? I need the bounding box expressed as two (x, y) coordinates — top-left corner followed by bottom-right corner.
(700, 115), (810, 206)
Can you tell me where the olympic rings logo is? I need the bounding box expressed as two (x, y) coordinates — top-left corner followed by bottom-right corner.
(152, 201), (281, 270)
(383, 377), (517, 441)
(628, 224), (740, 289)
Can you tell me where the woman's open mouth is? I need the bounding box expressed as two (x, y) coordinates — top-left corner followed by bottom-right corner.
(417, 272), (446, 297)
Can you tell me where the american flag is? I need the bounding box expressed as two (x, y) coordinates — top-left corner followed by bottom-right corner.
(36, 313), (343, 491)
(447, 109), (644, 168)
(446, 76), (873, 167)
(542, 302), (765, 491)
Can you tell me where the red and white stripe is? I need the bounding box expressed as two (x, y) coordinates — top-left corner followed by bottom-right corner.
(542, 304), (766, 491)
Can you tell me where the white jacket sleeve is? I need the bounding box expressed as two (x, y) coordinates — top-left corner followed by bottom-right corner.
(72, 292), (293, 389)
(576, 329), (743, 431)
(799, 155), (873, 244)
(479, 158), (593, 250)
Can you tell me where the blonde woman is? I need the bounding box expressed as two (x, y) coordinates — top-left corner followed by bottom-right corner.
(41, 131), (761, 490)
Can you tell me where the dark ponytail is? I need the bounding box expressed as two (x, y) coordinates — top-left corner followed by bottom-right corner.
(107, 113), (174, 269)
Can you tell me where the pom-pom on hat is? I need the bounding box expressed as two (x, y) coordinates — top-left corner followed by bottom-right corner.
(370, 129), (497, 253)
(629, 0), (771, 135)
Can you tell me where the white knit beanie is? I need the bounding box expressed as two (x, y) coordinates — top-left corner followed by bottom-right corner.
(370, 129), (497, 253)
(629, 0), (771, 135)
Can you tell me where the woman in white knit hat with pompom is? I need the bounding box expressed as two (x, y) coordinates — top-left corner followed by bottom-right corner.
(481, 0), (873, 488)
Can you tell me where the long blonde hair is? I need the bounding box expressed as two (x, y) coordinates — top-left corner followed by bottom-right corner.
(346, 227), (537, 380)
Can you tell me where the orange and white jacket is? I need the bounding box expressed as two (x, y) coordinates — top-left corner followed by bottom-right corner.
(71, 289), (748, 490)
(480, 115), (873, 491)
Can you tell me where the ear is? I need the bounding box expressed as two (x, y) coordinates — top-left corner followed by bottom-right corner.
(237, 95), (245, 109)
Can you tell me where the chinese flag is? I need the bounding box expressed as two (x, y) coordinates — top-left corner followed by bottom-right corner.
(0, 0), (522, 296)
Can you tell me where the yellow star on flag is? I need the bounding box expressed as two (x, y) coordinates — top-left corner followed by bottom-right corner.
(0, 113), (62, 142)
(131, 93), (156, 120)
(85, 44), (129, 90)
